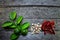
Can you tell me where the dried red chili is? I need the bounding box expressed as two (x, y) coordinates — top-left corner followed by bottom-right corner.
(41, 20), (55, 35)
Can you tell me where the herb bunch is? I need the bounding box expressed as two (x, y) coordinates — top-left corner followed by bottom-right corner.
(2, 11), (30, 40)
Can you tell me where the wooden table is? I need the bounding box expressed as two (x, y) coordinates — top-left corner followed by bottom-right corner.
(0, 0), (60, 40)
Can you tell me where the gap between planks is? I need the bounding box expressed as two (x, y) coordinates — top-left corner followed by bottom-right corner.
(0, 5), (60, 8)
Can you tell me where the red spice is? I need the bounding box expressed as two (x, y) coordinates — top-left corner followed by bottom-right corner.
(41, 20), (55, 35)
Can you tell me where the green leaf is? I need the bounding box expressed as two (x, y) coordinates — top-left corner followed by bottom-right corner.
(15, 16), (23, 25)
(2, 21), (13, 27)
(14, 25), (21, 34)
(10, 33), (19, 40)
(9, 11), (16, 20)
(21, 22), (30, 30)
(21, 29), (28, 36)
(10, 25), (16, 29)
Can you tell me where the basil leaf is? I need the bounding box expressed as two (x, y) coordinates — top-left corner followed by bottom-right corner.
(10, 33), (19, 40)
(14, 25), (21, 34)
(21, 22), (30, 30)
(15, 16), (23, 25)
(9, 11), (16, 20)
(2, 21), (13, 27)
(21, 29), (28, 36)
(10, 25), (16, 29)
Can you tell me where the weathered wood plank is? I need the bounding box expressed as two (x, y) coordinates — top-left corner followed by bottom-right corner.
(55, 19), (60, 31)
(0, 0), (60, 6)
(0, 19), (60, 40)
(0, 7), (60, 19)
(0, 31), (59, 40)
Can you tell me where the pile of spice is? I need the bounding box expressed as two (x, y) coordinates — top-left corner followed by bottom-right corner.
(41, 20), (55, 35)
(31, 23), (42, 34)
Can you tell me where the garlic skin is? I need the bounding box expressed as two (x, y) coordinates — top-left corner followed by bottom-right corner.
(31, 23), (42, 34)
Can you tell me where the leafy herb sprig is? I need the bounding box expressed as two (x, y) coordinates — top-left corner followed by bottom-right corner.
(2, 11), (30, 40)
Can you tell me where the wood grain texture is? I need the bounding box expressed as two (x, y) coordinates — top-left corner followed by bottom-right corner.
(0, 7), (60, 40)
(0, 31), (59, 40)
(0, 0), (60, 6)
(0, 0), (60, 39)
(0, 7), (60, 19)
(0, 19), (60, 40)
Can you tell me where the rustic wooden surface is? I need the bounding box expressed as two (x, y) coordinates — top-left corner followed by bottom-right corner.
(0, 0), (60, 40)
(0, 0), (60, 6)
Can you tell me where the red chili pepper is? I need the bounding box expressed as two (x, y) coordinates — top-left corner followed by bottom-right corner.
(41, 20), (55, 35)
